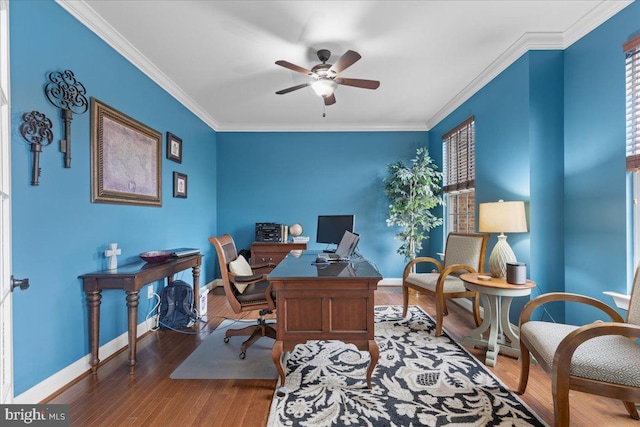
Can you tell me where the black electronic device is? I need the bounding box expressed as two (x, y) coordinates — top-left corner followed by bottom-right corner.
(316, 215), (355, 245)
(255, 222), (285, 242)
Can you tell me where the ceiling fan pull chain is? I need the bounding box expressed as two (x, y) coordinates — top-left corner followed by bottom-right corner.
(322, 104), (326, 118)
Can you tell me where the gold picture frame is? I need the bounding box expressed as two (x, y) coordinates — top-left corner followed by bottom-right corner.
(90, 98), (162, 206)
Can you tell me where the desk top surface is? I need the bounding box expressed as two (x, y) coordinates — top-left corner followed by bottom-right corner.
(268, 251), (381, 280)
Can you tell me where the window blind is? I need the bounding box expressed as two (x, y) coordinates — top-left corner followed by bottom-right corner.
(626, 34), (640, 171)
(442, 116), (475, 193)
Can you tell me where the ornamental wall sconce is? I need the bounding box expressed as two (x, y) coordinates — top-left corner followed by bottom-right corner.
(44, 70), (88, 168)
(20, 111), (53, 186)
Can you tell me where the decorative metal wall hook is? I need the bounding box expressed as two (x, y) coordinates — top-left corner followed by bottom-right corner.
(44, 70), (88, 168)
(20, 111), (53, 186)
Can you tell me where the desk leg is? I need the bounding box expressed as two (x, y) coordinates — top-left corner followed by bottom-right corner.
(366, 340), (379, 389)
(126, 291), (140, 374)
(272, 340), (285, 387)
(87, 291), (101, 374)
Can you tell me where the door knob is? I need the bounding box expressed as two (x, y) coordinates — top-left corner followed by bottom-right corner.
(10, 276), (29, 292)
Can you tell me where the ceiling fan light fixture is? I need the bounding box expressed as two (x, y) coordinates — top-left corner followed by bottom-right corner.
(311, 78), (337, 98)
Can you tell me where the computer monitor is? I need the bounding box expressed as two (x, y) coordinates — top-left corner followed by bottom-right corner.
(316, 215), (355, 245)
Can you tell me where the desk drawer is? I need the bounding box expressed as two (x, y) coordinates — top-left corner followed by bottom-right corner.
(251, 242), (307, 270)
(253, 251), (286, 265)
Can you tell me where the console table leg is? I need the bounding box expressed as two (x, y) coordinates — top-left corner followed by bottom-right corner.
(366, 340), (379, 389)
(272, 340), (285, 387)
(192, 265), (201, 313)
(87, 290), (101, 374)
(126, 291), (140, 374)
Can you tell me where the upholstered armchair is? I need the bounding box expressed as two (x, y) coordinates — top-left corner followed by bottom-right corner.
(518, 266), (640, 426)
(402, 232), (489, 336)
(209, 234), (277, 359)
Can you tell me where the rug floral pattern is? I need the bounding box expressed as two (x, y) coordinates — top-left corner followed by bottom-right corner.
(267, 305), (546, 427)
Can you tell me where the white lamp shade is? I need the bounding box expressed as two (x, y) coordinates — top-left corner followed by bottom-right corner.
(478, 200), (527, 233)
(311, 78), (337, 97)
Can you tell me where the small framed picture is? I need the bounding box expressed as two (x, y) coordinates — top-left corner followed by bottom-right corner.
(173, 172), (187, 198)
(166, 132), (182, 163)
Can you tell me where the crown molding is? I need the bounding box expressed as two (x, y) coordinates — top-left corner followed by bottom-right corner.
(215, 122), (429, 133)
(426, 0), (633, 130)
(55, 0), (220, 131)
(563, 0), (633, 47)
(57, 0), (632, 134)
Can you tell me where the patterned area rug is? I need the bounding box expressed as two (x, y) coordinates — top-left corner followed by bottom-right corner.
(267, 305), (547, 427)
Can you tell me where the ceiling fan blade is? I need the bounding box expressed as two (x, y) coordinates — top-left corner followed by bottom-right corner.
(329, 50), (361, 74)
(336, 78), (380, 90)
(275, 83), (310, 95)
(275, 60), (314, 76)
(324, 94), (336, 106)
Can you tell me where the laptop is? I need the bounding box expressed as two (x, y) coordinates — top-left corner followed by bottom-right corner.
(317, 231), (360, 261)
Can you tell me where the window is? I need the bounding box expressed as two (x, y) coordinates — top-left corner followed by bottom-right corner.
(626, 34), (640, 273)
(442, 116), (475, 235)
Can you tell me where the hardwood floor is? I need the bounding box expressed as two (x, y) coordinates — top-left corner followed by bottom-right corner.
(46, 286), (638, 426)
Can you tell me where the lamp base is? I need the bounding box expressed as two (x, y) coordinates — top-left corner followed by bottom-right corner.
(488, 234), (516, 278)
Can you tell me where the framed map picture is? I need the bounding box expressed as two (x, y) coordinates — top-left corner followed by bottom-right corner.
(90, 98), (162, 207)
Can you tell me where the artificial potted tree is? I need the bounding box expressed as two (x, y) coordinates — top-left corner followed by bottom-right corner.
(384, 147), (444, 262)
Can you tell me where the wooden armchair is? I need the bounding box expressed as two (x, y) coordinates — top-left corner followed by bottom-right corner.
(518, 265), (640, 426)
(209, 234), (277, 359)
(402, 232), (489, 336)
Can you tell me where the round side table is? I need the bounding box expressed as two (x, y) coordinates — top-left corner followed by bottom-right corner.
(460, 272), (536, 367)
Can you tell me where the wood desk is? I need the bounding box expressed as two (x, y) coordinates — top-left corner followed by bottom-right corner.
(268, 251), (382, 389)
(79, 254), (202, 374)
(460, 272), (535, 367)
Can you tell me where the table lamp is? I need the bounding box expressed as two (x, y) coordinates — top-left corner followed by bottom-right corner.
(478, 200), (527, 278)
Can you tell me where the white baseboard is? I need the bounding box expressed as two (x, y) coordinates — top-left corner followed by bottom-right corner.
(14, 315), (157, 404)
(14, 279), (217, 403)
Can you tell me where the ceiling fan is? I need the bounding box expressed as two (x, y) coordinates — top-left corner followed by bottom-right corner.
(275, 49), (380, 107)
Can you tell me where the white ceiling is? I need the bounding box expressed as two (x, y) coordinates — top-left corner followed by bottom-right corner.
(58, 0), (632, 132)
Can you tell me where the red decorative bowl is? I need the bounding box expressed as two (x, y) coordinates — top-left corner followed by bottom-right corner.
(139, 251), (172, 263)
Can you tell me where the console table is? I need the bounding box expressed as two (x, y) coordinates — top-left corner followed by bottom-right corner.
(79, 254), (202, 374)
(268, 251), (382, 389)
(460, 272), (535, 367)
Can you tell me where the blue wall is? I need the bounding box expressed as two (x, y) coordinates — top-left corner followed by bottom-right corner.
(427, 2), (640, 325)
(562, 1), (639, 325)
(216, 131), (430, 278)
(10, 1), (217, 395)
(428, 54), (542, 323)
